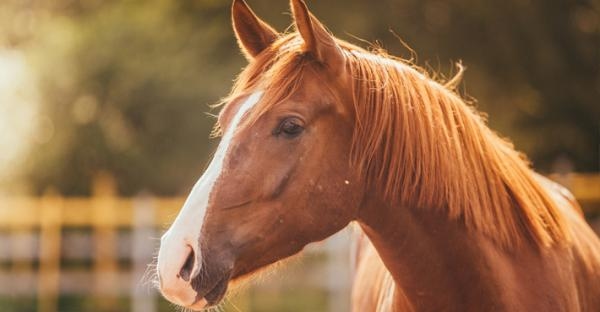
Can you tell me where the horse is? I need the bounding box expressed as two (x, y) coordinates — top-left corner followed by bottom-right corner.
(156, 0), (600, 311)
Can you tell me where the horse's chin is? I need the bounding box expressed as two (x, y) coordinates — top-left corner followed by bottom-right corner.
(205, 276), (230, 305)
(186, 277), (229, 310)
(186, 298), (208, 311)
(186, 256), (297, 310)
(186, 265), (233, 310)
(187, 274), (257, 311)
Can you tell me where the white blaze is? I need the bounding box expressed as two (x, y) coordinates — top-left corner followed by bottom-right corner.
(158, 91), (263, 289)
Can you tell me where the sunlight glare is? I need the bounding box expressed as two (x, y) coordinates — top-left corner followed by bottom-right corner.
(0, 49), (40, 182)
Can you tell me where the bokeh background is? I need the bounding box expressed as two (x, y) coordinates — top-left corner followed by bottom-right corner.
(0, 0), (598, 311)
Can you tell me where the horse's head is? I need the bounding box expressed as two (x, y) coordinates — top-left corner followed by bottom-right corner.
(157, 0), (363, 309)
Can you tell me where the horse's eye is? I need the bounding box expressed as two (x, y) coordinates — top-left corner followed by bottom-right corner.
(276, 117), (304, 138)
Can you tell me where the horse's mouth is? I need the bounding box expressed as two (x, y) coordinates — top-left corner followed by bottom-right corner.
(186, 265), (263, 310)
(203, 276), (229, 306)
(188, 275), (230, 310)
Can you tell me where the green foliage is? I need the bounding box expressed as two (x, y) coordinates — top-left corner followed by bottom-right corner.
(22, 0), (245, 195)
(2, 0), (598, 195)
(0, 297), (36, 312)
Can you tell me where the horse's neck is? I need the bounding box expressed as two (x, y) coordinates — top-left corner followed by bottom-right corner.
(357, 198), (520, 311)
(356, 179), (600, 311)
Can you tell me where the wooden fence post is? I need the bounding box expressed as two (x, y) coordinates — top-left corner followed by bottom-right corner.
(131, 192), (157, 312)
(10, 216), (34, 296)
(38, 188), (63, 312)
(92, 173), (118, 306)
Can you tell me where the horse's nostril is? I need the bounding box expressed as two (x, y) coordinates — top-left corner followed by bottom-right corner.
(179, 247), (195, 282)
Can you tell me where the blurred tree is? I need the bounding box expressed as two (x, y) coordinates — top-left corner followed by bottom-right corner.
(21, 0), (245, 195)
(308, 0), (600, 172)
(1, 0), (596, 195)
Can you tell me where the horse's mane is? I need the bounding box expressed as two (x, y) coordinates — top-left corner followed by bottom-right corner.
(219, 33), (569, 249)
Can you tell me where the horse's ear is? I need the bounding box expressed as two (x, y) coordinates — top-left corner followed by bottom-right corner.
(232, 0), (278, 60)
(290, 0), (344, 72)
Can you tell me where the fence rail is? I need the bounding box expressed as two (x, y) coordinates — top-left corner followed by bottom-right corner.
(0, 173), (598, 312)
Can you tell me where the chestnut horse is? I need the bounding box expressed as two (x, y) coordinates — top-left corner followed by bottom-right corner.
(156, 0), (600, 311)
